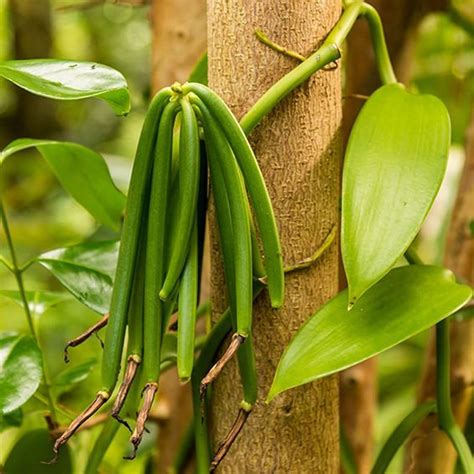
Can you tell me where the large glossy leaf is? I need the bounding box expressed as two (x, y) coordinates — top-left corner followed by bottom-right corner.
(0, 333), (42, 414)
(4, 429), (72, 473)
(268, 265), (471, 400)
(0, 290), (71, 316)
(0, 59), (130, 115)
(342, 84), (450, 306)
(1, 139), (126, 230)
(37, 240), (118, 314)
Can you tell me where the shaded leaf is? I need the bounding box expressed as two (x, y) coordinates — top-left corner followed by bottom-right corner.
(1, 139), (126, 230)
(4, 429), (72, 473)
(269, 265), (471, 400)
(0, 408), (23, 432)
(342, 84), (450, 306)
(37, 240), (118, 314)
(0, 59), (130, 115)
(0, 333), (42, 414)
(0, 290), (71, 316)
(54, 358), (96, 388)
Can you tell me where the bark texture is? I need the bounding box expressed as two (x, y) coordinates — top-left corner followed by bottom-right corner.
(208, 1), (341, 472)
(404, 113), (474, 474)
(151, 0), (207, 90)
(150, 1), (206, 471)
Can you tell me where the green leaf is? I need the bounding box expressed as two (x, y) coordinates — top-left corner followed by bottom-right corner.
(53, 358), (97, 388)
(37, 240), (118, 314)
(4, 429), (72, 473)
(0, 59), (130, 115)
(342, 84), (450, 306)
(0, 333), (42, 414)
(1, 139), (126, 230)
(0, 290), (71, 316)
(268, 265), (471, 401)
(0, 407), (23, 432)
(188, 53), (208, 85)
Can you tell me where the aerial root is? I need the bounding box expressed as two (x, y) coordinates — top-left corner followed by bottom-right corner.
(64, 313), (109, 362)
(200, 333), (245, 402)
(111, 355), (141, 432)
(48, 391), (109, 463)
(124, 382), (158, 460)
(209, 407), (252, 472)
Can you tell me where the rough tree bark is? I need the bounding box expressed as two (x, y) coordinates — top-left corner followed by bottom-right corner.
(6, 0), (56, 139)
(150, 1), (206, 471)
(404, 112), (474, 474)
(341, 2), (449, 471)
(208, 1), (341, 472)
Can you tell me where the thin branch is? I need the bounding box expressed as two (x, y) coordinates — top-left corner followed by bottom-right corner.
(55, 0), (148, 12)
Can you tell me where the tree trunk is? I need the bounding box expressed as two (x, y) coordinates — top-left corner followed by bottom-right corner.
(150, 1), (206, 471)
(6, 0), (56, 140)
(151, 0), (207, 90)
(208, 1), (341, 471)
(404, 112), (474, 474)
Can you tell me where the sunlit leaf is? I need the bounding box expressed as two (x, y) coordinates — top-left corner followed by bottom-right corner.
(4, 429), (72, 473)
(0, 290), (71, 316)
(37, 240), (118, 314)
(342, 84), (450, 306)
(269, 266), (471, 401)
(0, 333), (42, 414)
(1, 139), (126, 230)
(53, 358), (97, 389)
(0, 59), (130, 115)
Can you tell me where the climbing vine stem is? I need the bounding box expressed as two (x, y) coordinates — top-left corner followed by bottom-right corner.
(0, 196), (58, 423)
(240, 1), (395, 135)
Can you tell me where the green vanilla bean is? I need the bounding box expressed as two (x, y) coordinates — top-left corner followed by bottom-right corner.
(371, 401), (436, 474)
(102, 87), (172, 393)
(178, 216), (199, 381)
(160, 97), (201, 300)
(184, 83), (284, 309)
(194, 97), (253, 337)
(196, 99), (258, 407)
(143, 100), (178, 384)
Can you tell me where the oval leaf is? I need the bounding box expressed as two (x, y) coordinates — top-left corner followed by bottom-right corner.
(0, 59), (130, 115)
(37, 240), (118, 314)
(4, 429), (72, 473)
(1, 139), (126, 230)
(268, 265), (471, 401)
(0, 290), (71, 316)
(342, 84), (450, 306)
(0, 333), (42, 414)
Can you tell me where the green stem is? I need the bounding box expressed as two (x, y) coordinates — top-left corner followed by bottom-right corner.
(0, 254), (14, 272)
(436, 319), (473, 473)
(240, 1), (397, 134)
(0, 197), (58, 423)
(371, 401), (436, 474)
(359, 3), (397, 85)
